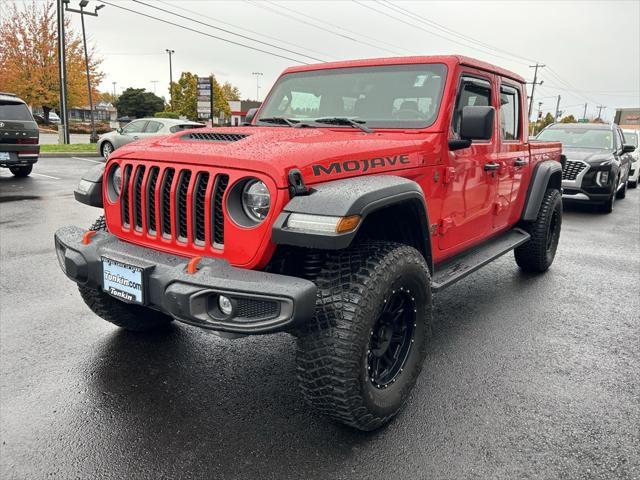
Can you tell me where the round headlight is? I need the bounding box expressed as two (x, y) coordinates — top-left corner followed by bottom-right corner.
(112, 165), (122, 196)
(242, 180), (270, 222)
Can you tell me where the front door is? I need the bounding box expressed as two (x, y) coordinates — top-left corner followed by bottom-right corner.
(439, 74), (498, 251)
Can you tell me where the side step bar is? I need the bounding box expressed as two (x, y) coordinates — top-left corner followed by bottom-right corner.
(432, 228), (531, 292)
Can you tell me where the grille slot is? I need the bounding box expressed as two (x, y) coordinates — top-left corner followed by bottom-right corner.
(562, 160), (587, 181)
(133, 165), (146, 230)
(120, 164), (133, 227)
(146, 167), (160, 234)
(183, 132), (249, 142)
(176, 170), (192, 241)
(235, 298), (280, 322)
(160, 168), (175, 236)
(213, 174), (229, 246)
(193, 172), (210, 244)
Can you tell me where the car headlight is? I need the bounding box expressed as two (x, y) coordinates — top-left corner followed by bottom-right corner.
(112, 165), (122, 195)
(242, 180), (270, 221)
(596, 171), (609, 186)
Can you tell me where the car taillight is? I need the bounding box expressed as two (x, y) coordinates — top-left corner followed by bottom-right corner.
(16, 138), (38, 144)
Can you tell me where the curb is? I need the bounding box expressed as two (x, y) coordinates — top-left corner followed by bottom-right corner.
(40, 152), (103, 158)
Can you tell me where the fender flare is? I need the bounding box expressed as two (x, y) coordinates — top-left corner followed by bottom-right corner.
(74, 162), (104, 208)
(272, 175), (432, 264)
(521, 160), (562, 221)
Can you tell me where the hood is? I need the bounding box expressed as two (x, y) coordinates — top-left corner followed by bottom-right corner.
(563, 147), (615, 166)
(113, 126), (443, 188)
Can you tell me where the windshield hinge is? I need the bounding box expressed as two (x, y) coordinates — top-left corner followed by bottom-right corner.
(288, 169), (309, 197)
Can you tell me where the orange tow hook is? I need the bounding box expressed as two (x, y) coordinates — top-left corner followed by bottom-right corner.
(82, 230), (98, 245)
(187, 256), (203, 274)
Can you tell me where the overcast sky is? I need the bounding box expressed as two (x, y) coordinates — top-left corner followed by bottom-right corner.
(26, 0), (640, 121)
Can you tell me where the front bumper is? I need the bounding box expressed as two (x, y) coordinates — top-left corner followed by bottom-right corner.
(54, 226), (317, 335)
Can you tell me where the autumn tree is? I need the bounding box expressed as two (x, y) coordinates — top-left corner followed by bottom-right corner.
(560, 114), (577, 124)
(0, 0), (104, 122)
(211, 75), (231, 119)
(221, 81), (241, 101)
(170, 72), (198, 120)
(98, 91), (117, 105)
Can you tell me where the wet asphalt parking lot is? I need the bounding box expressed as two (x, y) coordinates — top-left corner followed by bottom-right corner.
(1, 157), (639, 479)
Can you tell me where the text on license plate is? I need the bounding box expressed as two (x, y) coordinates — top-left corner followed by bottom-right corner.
(102, 257), (144, 304)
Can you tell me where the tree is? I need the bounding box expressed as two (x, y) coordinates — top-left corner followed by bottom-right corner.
(211, 75), (231, 119)
(0, 0), (104, 122)
(98, 91), (117, 105)
(221, 81), (241, 101)
(170, 72), (198, 120)
(560, 114), (577, 124)
(115, 88), (164, 118)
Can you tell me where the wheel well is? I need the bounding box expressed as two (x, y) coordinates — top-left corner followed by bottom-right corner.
(549, 170), (562, 191)
(353, 200), (433, 271)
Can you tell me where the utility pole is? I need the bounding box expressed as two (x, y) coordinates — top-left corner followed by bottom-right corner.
(56, 0), (70, 144)
(252, 72), (263, 101)
(166, 49), (175, 109)
(150, 80), (159, 94)
(112, 81), (116, 97)
(596, 105), (606, 121)
(554, 95), (561, 122)
(527, 63), (545, 120)
(65, 0), (104, 143)
(582, 103), (588, 122)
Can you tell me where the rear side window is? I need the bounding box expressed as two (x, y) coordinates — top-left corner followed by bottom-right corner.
(500, 85), (520, 140)
(170, 124), (205, 133)
(452, 77), (492, 137)
(0, 101), (34, 121)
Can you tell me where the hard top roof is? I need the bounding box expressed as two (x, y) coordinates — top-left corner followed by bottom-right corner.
(547, 122), (614, 130)
(282, 55), (525, 83)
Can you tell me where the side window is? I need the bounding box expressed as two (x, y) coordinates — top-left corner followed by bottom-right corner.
(500, 85), (520, 141)
(122, 120), (147, 134)
(452, 76), (492, 137)
(145, 121), (162, 133)
(615, 129), (624, 150)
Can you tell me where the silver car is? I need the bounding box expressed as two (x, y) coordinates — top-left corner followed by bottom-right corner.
(97, 118), (204, 159)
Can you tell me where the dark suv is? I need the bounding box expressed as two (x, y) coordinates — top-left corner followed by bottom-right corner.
(0, 92), (40, 177)
(536, 123), (634, 213)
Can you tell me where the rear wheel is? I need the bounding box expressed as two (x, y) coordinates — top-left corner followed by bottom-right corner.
(9, 165), (32, 177)
(629, 179), (637, 189)
(515, 188), (562, 273)
(296, 242), (432, 431)
(78, 215), (174, 332)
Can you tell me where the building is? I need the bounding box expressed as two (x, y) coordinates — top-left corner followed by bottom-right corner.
(69, 101), (117, 124)
(614, 108), (640, 129)
(228, 100), (261, 126)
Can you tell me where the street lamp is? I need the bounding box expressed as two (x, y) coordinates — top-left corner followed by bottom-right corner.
(166, 49), (175, 109)
(252, 72), (263, 101)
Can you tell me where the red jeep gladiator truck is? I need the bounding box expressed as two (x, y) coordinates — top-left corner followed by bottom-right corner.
(55, 55), (563, 430)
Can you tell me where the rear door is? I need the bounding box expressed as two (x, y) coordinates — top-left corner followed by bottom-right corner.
(438, 73), (498, 251)
(493, 81), (528, 229)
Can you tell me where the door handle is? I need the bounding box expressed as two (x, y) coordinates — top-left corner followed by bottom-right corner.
(514, 158), (527, 167)
(133, 136), (139, 140)
(484, 162), (500, 171)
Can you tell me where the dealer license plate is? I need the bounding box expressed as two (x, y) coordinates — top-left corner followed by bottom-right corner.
(102, 257), (144, 304)
(0, 152), (10, 161)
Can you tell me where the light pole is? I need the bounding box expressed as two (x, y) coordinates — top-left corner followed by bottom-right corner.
(65, 0), (104, 143)
(112, 81), (116, 97)
(151, 80), (159, 94)
(56, 0), (70, 144)
(252, 72), (263, 101)
(166, 49), (175, 109)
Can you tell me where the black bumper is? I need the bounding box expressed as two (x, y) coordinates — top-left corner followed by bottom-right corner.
(54, 226), (317, 335)
(0, 150), (39, 167)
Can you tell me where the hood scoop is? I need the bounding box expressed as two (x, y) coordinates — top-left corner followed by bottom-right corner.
(182, 132), (250, 142)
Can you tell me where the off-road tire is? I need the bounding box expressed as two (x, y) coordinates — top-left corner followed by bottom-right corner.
(78, 215), (173, 332)
(616, 178), (627, 199)
(602, 179), (618, 214)
(296, 242), (432, 431)
(9, 165), (32, 177)
(515, 188), (562, 273)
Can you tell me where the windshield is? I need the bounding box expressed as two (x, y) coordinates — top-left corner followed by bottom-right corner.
(0, 101), (34, 121)
(623, 131), (638, 147)
(536, 127), (614, 150)
(257, 64), (447, 129)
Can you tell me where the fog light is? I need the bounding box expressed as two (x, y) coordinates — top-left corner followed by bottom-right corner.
(218, 295), (233, 315)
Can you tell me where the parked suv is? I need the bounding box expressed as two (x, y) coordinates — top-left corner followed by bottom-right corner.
(0, 92), (40, 177)
(622, 129), (639, 188)
(536, 123), (634, 212)
(55, 56), (563, 430)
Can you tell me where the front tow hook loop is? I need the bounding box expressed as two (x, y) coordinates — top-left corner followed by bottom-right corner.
(187, 256), (203, 274)
(82, 230), (97, 245)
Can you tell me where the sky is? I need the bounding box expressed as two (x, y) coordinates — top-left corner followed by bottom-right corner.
(7, 0), (640, 121)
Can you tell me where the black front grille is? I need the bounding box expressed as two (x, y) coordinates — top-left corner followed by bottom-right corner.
(193, 173), (210, 244)
(183, 132), (249, 142)
(133, 166), (145, 230)
(121, 165), (132, 227)
(563, 160), (587, 180)
(235, 298), (280, 321)
(213, 175), (229, 246)
(176, 170), (192, 240)
(160, 168), (175, 236)
(146, 167), (160, 233)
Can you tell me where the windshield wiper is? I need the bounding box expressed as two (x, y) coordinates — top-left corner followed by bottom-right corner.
(311, 117), (373, 133)
(257, 117), (298, 127)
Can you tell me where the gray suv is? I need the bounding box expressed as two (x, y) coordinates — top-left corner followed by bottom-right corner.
(0, 92), (40, 177)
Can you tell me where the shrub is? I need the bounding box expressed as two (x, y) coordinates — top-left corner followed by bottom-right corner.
(155, 111), (179, 119)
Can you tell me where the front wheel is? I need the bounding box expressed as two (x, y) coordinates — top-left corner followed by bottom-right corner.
(616, 178), (627, 199)
(296, 242), (432, 431)
(514, 188), (562, 273)
(101, 141), (114, 159)
(9, 165), (32, 177)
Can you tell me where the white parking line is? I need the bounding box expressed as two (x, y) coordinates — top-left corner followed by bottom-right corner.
(72, 156), (102, 163)
(32, 172), (61, 180)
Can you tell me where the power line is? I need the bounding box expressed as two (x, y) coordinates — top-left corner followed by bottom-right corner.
(247, 0), (413, 56)
(99, 0), (309, 64)
(131, 0), (326, 63)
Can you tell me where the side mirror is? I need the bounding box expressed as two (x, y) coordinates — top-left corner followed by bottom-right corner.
(244, 108), (258, 125)
(116, 127), (123, 134)
(448, 106), (495, 151)
(622, 144), (636, 154)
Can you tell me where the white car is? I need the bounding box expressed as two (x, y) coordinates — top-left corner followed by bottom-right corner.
(623, 129), (639, 188)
